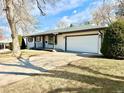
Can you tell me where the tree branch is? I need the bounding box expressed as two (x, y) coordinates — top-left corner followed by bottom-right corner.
(36, 0), (46, 16)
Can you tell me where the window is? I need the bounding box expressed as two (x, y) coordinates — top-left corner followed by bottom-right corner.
(36, 36), (41, 42)
(48, 35), (54, 44)
(48, 35), (57, 45)
(28, 37), (33, 42)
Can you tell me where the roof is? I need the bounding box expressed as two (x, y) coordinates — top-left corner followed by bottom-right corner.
(24, 25), (107, 37)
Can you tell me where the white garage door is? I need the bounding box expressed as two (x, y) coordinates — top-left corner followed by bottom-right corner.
(67, 35), (99, 53)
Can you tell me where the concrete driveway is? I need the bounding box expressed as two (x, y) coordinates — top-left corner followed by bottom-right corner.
(0, 52), (83, 87)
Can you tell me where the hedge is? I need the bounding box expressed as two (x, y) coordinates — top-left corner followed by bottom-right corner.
(101, 20), (124, 59)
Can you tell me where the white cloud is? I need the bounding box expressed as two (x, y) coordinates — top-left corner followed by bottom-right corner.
(57, 16), (71, 28)
(59, 16), (71, 23)
(45, 0), (85, 15)
(28, 0), (85, 16)
(57, 0), (104, 25)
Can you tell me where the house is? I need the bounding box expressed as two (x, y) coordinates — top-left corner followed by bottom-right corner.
(0, 39), (12, 49)
(24, 25), (107, 54)
(0, 29), (12, 49)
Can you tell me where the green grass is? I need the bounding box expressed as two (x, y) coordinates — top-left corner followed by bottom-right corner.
(0, 56), (124, 93)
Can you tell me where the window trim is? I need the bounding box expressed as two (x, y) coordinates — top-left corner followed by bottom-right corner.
(48, 35), (57, 45)
(36, 36), (41, 42)
(48, 35), (54, 45)
(28, 37), (33, 42)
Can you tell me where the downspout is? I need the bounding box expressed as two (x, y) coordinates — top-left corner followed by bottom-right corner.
(98, 30), (104, 54)
(98, 30), (104, 44)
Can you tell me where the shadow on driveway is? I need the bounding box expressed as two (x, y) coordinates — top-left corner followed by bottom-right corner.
(0, 57), (47, 76)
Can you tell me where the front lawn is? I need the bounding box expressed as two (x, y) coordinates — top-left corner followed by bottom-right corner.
(0, 50), (49, 59)
(0, 56), (124, 93)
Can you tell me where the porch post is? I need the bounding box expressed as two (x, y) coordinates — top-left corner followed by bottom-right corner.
(53, 34), (56, 50)
(65, 36), (67, 51)
(34, 36), (36, 49)
(42, 35), (45, 49)
(3, 43), (6, 49)
(53, 33), (58, 50)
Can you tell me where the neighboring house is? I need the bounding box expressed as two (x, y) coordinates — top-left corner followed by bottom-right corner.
(24, 25), (107, 54)
(0, 28), (12, 50)
(0, 39), (12, 49)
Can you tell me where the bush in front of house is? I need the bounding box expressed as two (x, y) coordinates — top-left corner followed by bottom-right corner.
(18, 35), (22, 47)
(101, 20), (124, 59)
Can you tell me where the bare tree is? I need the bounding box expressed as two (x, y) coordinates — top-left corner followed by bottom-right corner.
(116, 0), (124, 19)
(0, 0), (57, 57)
(92, 1), (114, 26)
(56, 16), (71, 29)
(57, 21), (71, 29)
(92, 9), (103, 26)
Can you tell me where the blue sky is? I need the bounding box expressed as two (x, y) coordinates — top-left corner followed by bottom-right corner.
(0, 0), (103, 37)
(35, 0), (102, 31)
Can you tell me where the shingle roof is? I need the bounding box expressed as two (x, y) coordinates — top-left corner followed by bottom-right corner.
(24, 25), (107, 37)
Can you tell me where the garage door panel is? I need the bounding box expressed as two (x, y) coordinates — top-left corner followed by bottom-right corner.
(67, 35), (99, 53)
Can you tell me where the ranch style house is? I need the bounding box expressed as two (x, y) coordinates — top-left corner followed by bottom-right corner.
(24, 25), (107, 54)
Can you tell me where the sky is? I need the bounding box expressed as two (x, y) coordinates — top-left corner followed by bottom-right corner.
(34, 0), (103, 30)
(0, 0), (103, 38)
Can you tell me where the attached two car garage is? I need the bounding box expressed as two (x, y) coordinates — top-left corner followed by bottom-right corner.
(65, 34), (101, 54)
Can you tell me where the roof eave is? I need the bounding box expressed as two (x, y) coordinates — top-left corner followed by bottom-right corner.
(24, 26), (107, 37)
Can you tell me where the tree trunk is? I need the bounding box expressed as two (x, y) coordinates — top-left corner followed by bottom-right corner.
(5, 0), (21, 57)
(9, 21), (21, 57)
